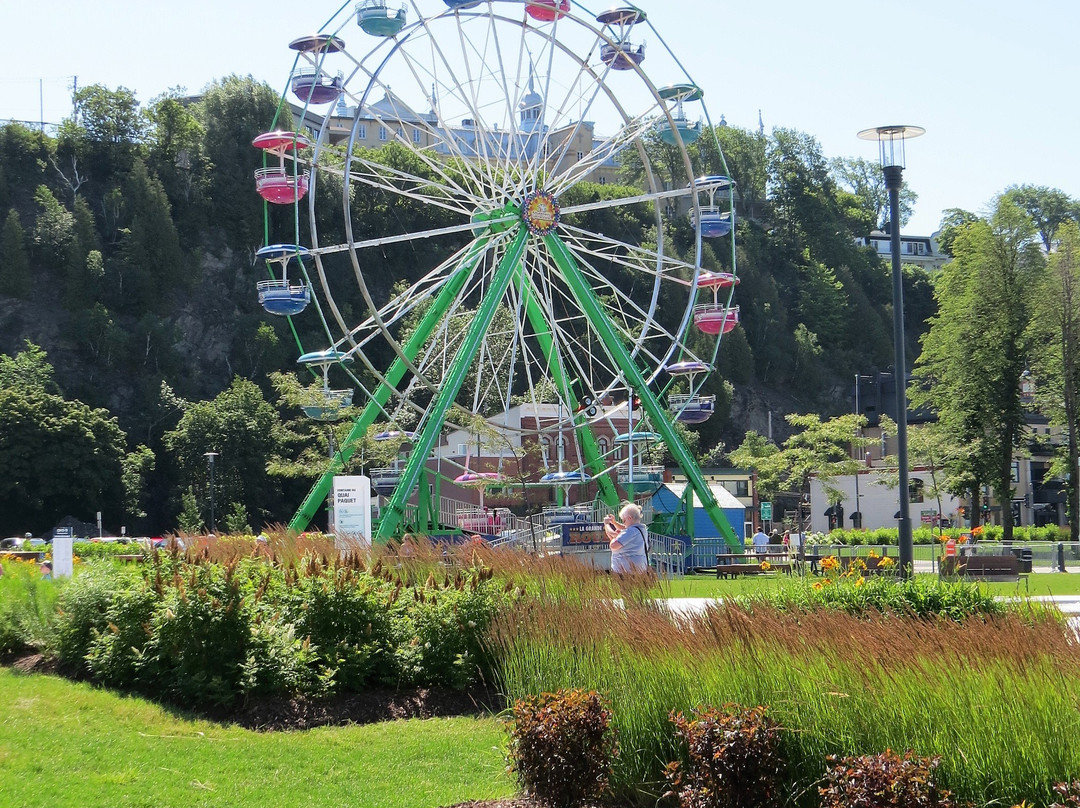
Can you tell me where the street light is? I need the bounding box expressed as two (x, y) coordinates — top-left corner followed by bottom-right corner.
(203, 451), (220, 534)
(857, 125), (924, 577)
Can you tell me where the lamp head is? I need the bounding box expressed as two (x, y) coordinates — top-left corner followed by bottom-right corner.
(857, 125), (925, 169)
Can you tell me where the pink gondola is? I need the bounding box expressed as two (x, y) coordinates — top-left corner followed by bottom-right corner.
(694, 304), (740, 335)
(526, 0), (570, 21)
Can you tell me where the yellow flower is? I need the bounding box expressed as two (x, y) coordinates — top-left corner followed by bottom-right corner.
(821, 556), (839, 572)
(867, 549), (880, 559)
(812, 582), (823, 590)
(877, 556), (895, 568)
(760, 560), (772, 571)
(855, 576), (865, 587)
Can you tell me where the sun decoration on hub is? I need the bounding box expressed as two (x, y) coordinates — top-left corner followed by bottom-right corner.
(522, 190), (560, 236)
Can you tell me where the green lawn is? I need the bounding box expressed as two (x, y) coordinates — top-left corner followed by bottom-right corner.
(656, 571), (1080, 599)
(0, 670), (514, 808)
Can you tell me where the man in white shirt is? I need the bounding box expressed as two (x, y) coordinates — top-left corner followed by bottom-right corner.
(752, 526), (769, 557)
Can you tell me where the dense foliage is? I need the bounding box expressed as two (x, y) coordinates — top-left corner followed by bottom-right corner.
(507, 689), (617, 808)
(46, 550), (511, 708)
(667, 705), (786, 808)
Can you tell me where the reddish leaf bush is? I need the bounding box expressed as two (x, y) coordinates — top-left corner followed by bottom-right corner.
(506, 689), (617, 808)
(1051, 781), (1080, 808)
(820, 750), (957, 808)
(665, 704), (786, 808)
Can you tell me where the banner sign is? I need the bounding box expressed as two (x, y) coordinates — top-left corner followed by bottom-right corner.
(332, 476), (372, 544)
(561, 522), (608, 549)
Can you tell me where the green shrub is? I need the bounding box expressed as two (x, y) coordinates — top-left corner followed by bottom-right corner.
(0, 560), (60, 656)
(666, 704), (786, 808)
(53, 563), (140, 673)
(739, 575), (1003, 620)
(138, 562), (251, 707)
(393, 570), (504, 688)
(72, 541), (143, 559)
(819, 750), (957, 808)
(284, 562), (394, 693)
(507, 689), (617, 808)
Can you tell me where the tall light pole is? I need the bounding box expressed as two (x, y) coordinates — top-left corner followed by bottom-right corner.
(204, 451), (219, 534)
(857, 124), (924, 577)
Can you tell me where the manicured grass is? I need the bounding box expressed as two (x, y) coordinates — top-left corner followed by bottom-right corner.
(0, 670), (514, 808)
(657, 572), (1080, 599)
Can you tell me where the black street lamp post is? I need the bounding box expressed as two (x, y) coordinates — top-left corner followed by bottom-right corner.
(857, 125), (924, 577)
(204, 451), (220, 534)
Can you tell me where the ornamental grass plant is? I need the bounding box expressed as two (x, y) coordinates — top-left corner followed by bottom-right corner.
(490, 589), (1080, 807)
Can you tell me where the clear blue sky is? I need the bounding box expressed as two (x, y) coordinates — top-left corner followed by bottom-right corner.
(3, 0), (1077, 236)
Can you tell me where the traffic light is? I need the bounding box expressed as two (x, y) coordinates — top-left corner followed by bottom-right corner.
(981, 503), (990, 513)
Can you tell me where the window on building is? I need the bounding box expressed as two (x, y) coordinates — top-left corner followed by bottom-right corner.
(909, 478), (925, 504)
(357, 124), (367, 140)
(379, 126), (388, 141)
(597, 437), (610, 457)
(599, 176), (607, 185)
(722, 480), (749, 498)
(540, 438), (551, 463)
(412, 128), (421, 144)
(576, 151), (584, 161)
(457, 443), (468, 456)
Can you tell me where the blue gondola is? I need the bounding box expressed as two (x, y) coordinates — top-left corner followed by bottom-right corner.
(302, 389), (354, 421)
(258, 280), (312, 316)
(257, 244), (312, 316)
(357, 1), (407, 36)
(297, 349), (353, 366)
(540, 470), (591, 484)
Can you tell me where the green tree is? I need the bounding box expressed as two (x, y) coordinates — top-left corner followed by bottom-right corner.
(31, 185), (76, 271)
(223, 502), (252, 535)
(196, 76), (281, 246)
(177, 487), (204, 534)
(0, 209), (32, 297)
(164, 377), (286, 527)
(830, 155), (918, 230)
(0, 386), (127, 535)
(1027, 221), (1080, 540)
(111, 159), (187, 312)
(121, 444), (156, 523)
(0, 341), (59, 394)
(1003, 184), (1079, 253)
(912, 197), (1045, 538)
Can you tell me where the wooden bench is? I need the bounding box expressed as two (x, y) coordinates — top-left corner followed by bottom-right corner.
(715, 552), (793, 579)
(940, 554), (1029, 590)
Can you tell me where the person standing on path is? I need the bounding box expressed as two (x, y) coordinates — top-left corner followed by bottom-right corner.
(604, 502), (649, 574)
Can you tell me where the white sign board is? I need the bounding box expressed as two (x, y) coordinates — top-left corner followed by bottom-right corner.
(332, 475), (372, 550)
(52, 527), (74, 578)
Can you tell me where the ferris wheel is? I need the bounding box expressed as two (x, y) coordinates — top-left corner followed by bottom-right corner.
(255, 0), (742, 544)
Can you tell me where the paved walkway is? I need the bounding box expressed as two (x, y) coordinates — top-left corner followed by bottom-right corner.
(665, 594), (1080, 616)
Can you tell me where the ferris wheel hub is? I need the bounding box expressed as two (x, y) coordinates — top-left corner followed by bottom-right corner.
(522, 190), (561, 236)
